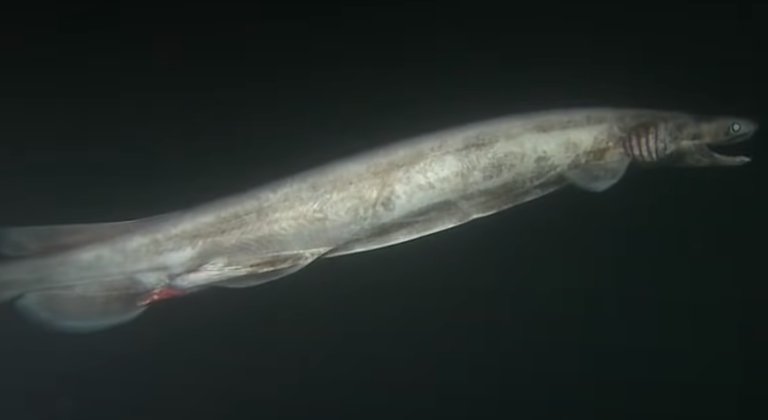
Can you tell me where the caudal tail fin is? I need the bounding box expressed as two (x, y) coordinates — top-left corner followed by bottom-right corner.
(0, 217), (152, 302)
(0, 220), (148, 258)
(0, 217), (168, 332)
(0, 255), (155, 333)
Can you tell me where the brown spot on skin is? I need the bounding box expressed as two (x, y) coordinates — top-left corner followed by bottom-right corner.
(327, 199), (471, 257)
(457, 133), (502, 153)
(583, 147), (611, 162)
(532, 114), (608, 134)
(460, 169), (565, 216)
(479, 160), (508, 182)
(379, 195), (396, 212)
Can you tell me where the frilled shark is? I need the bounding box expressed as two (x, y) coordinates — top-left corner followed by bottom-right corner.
(0, 108), (757, 332)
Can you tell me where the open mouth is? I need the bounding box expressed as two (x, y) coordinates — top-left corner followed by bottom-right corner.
(703, 132), (754, 165)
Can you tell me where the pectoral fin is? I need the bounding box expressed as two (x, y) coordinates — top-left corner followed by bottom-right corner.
(565, 158), (631, 192)
(13, 280), (150, 333)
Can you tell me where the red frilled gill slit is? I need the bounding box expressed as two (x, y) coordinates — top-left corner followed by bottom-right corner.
(622, 123), (666, 163)
(139, 287), (188, 306)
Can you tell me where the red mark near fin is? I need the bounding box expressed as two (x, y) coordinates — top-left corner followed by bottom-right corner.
(139, 288), (187, 306)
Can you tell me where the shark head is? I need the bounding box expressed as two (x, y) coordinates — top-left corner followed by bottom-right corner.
(622, 113), (758, 166)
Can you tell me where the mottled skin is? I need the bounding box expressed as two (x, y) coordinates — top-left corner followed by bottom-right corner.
(0, 107), (756, 331)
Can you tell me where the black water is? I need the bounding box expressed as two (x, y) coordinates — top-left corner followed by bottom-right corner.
(0, 4), (763, 419)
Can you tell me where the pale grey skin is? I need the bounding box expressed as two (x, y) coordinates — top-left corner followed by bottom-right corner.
(0, 107), (757, 332)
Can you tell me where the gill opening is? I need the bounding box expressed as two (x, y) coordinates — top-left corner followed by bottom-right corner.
(622, 122), (667, 163)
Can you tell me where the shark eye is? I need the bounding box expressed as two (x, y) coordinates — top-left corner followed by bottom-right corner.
(729, 122), (742, 134)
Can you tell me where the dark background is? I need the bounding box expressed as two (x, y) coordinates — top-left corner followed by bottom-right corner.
(0, 3), (764, 419)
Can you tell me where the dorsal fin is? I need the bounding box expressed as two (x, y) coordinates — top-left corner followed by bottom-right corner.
(0, 214), (172, 257)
